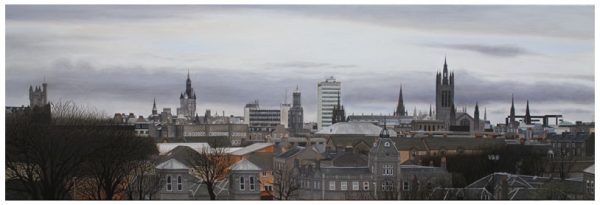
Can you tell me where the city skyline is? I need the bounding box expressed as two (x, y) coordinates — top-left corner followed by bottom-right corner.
(6, 5), (594, 124)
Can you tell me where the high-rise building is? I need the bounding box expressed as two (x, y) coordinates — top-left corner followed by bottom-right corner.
(317, 76), (341, 130)
(280, 103), (290, 128)
(288, 86), (304, 136)
(436, 57), (455, 126)
(177, 71), (197, 120)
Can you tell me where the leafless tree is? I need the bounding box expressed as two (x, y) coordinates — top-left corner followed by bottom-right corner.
(126, 159), (163, 200)
(78, 128), (157, 200)
(6, 101), (105, 199)
(273, 167), (300, 200)
(187, 146), (233, 200)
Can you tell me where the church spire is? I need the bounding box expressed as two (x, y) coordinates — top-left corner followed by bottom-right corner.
(429, 104), (432, 117)
(525, 100), (531, 124)
(484, 107), (487, 121)
(474, 102), (480, 132)
(152, 98), (158, 115)
(395, 85), (405, 116)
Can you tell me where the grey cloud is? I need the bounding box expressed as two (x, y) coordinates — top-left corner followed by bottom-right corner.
(7, 5), (593, 40)
(426, 43), (535, 57)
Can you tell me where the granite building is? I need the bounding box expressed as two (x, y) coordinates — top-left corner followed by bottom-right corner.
(288, 86), (304, 137)
(177, 71), (197, 120)
(436, 57), (455, 126)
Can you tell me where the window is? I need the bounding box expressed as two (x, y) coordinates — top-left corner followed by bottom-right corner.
(262, 171), (268, 176)
(265, 185), (273, 191)
(341, 181), (348, 190)
(166, 176), (172, 191)
(352, 181), (359, 190)
(383, 164), (393, 176)
(329, 181), (336, 190)
(384, 142), (390, 147)
(177, 176), (182, 191)
(240, 176), (245, 190)
(382, 181), (393, 191)
(403, 181), (409, 191)
(250, 176), (255, 191)
(363, 182), (369, 190)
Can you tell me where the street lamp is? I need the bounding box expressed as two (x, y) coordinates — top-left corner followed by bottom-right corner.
(487, 154), (500, 199)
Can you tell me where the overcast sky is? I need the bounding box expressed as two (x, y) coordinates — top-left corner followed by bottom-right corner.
(5, 5), (594, 124)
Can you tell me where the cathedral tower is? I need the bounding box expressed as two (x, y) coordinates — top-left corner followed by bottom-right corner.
(436, 57), (455, 126)
(178, 70), (197, 120)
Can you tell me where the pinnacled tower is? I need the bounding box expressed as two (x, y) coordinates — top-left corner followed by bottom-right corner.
(368, 119), (400, 199)
(474, 102), (480, 132)
(332, 92), (346, 124)
(436, 57), (455, 126)
(178, 70), (197, 120)
(394, 85), (406, 116)
(29, 81), (48, 108)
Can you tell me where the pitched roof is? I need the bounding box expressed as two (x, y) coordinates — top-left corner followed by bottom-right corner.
(157, 142), (211, 155)
(316, 122), (397, 137)
(332, 152), (368, 167)
(230, 143), (273, 156)
(247, 152), (274, 170)
(275, 146), (305, 159)
(583, 164), (594, 174)
(230, 159), (262, 171)
(328, 135), (376, 148)
(157, 145), (198, 168)
(156, 158), (189, 170)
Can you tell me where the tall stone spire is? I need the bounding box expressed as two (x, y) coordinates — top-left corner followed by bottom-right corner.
(394, 85), (406, 116)
(510, 94), (516, 127)
(152, 98), (157, 115)
(484, 107), (487, 121)
(474, 102), (480, 132)
(525, 100), (531, 125)
(429, 104), (432, 117)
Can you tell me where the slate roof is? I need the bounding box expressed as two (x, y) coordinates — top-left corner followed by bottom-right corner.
(157, 143), (211, 155)
(583, 164), (594, 174)
(332, 152), (368, 167)
(546, 133), (590, 142)
(316, 122), (397, 137)
(275, 146), (305, 159)
(320, 167), (371, 176)
(328, 135), (376, 148)
(247, 152), (274, 171)
(230, 159), (262, 171)
(156, 158), (189, 170)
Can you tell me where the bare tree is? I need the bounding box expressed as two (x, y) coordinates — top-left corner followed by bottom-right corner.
(78, 128), (158, 200)
(187, 146), (233, 200)
(273, 167), (300, 200)
(6, 101), (105, 199)
(126, 159), (163, 200)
